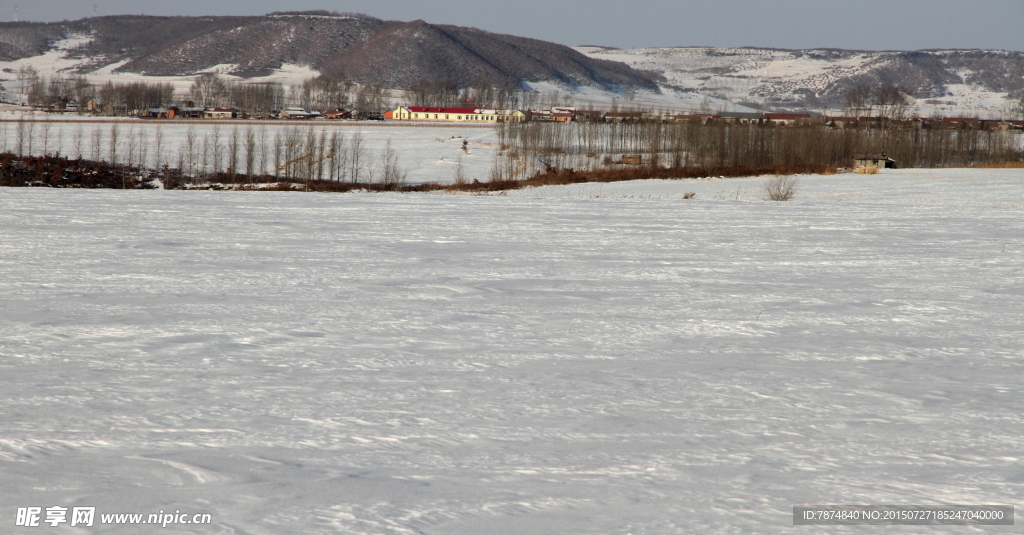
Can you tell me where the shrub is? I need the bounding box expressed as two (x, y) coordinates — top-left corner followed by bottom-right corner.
(763, 175), (799, 201)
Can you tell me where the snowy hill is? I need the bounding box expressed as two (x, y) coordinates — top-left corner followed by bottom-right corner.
(576, 46), (1024, 117)
(0, 13), (659, 91)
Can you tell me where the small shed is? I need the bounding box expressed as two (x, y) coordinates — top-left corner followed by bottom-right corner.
(854, 152), (897, 169)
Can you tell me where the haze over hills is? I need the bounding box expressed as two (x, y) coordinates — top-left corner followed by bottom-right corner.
(0, 12), (661, 91)
(577, 46), (1024, 117)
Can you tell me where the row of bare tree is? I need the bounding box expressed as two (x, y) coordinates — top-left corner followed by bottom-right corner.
(492, 121), (1023, 180)
(0, 119), (407, 187)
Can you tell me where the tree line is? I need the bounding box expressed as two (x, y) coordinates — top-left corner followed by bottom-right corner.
(13, 66), (578, 116)
(491, 120), (1023, 180)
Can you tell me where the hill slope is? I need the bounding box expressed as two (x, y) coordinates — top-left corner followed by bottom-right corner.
(0, 13), (660, 91)
(578, 46), (1024, 116)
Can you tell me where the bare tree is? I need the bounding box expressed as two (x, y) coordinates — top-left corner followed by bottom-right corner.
(452, 155), (467, 186)
(190, 73), (229, 107)
(108, 124), (120, 165)
(184, 125), (197, 179)
(90, 125), (102, 161)
(153, 126), (164, 170)
(1, 121), (9, 153)
(1013, 93), (1024, 120)
(25, 121), (34, 157)
(138, 129), (149, 172)
(875, 85), (914, 121)
(845, 85), (873, 116)
(257, 127), (268, 180)
(15, 118), (25, 157)
(41, 120), (51, 156)
(349, 132), (365, 183)
(211, 125), (222, 177)
(243, 127), (256, 180)
(229, 127), (240, 184)
(377, 139), (407, 188)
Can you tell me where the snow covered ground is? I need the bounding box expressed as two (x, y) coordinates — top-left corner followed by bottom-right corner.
(2, 169), (1023, 533)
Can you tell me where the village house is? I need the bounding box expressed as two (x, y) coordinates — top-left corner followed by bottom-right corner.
(763, 113), (811, 126)
(323, 108), (351, 119)
(719, 112), (762, 125)
(141, 108), (171, 119)
(673, 113), (720, 125)
(551, 107), (576, 122)
(277, 107), (321, 119)
(203, 107), (236, 119)
(603, 111), (644, 123)
(825, 116), (858, 128)
(854, 152), (897, 170)
(529, 109), (553, 121)
(390, 106), (528, 123)
(169, 105), (205, 118)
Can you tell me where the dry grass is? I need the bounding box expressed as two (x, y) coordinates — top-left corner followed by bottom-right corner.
(270, 163), (838, 194)
(969, 161), (1024, 168)
(857, 165), (880, 175)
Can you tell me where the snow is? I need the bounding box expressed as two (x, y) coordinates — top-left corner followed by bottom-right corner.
(2, 168), (1023, 533)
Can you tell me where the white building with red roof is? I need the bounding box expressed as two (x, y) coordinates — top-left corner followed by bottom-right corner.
(390, 106), (528, 123)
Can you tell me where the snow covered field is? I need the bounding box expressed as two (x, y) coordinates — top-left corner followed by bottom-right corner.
(2, 169), (1023, 533)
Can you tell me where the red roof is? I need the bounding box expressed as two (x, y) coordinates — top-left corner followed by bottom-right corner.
(406, 107), (484, 114)
(764, 113), (810, 120)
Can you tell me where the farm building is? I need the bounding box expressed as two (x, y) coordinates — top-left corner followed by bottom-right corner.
(390, 106), (528, 123)
(203, 107), (236, 119)
(854, 153), (897, 169)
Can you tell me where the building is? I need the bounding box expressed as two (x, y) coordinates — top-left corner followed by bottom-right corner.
(764, 113), (811, 126)
(673, 113), (720, 124)
(603, 111), (644, 123)
(170, 106), (205, 118)
(323, 108), (351, 119)
(390, 106), (528, 123)
(551, 107), (576, 122)
(278, 107), (321, 119)
(853, 152), (897, 169)
(719, 112), (762, 125)
(203, 107), (236, 119)
(142, 108), (170, 119)
(825, 116), (858, 128)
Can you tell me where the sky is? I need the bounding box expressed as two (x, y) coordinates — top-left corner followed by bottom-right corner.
(5, 0), (1024, 51)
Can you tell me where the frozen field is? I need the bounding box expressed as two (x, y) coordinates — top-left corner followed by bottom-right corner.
(1, 168), (1023, 533)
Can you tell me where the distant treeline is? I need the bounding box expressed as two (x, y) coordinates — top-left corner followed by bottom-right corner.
(15, 66), (560, 115)
(491, 121), (1024, 180)
(2, 119), (1020, 192)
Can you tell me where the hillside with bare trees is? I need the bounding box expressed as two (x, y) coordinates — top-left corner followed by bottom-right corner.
(0, 12), (661, 91)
